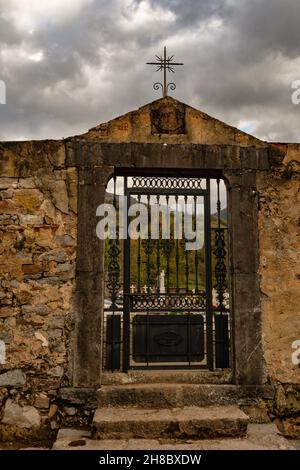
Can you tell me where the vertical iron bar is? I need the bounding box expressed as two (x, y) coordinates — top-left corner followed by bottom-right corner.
(123, 176), (130, 371)
(205, 179), (214, 370)
(175, 195), (179, 292)
(146, 195), (151, 367)
(187, 312), (191, 367)
(217, 178), (221, 230)
(146, 309), (150, 367)
(112, 176), (116, 370)
(214, 179), (229, 367)
(146, 194), (151, 292)
(214, 178), (227, 311)
(137, 194), (141, 293)
(194, 195), (199, 292)
(184, 195), (189, 292)
(156, 195), (160, 293)
(163, 46), (167, 97)
(106, 174), (121, 371)
(165, 195), (170, 293)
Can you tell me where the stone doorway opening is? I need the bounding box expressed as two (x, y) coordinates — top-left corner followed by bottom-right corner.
(102, 171), (230, 373)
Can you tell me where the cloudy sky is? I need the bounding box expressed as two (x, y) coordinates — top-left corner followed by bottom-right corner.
(0, 0), (300, 142)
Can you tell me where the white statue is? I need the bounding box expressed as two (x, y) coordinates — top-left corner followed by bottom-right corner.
(212, 288), (218, 307)
(159, 270), (166, 293)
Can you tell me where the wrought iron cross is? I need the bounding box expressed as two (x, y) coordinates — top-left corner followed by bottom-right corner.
(146, 46), (184, 97)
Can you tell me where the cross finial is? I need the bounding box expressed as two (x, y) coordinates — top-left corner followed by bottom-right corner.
(146, 46), (184, 98)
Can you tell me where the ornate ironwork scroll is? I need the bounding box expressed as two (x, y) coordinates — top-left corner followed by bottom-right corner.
(214, 179), (228, 311)
(214, 229), (227, 310)
(130, 292), (206, 312)
(106, 176), (121, 311)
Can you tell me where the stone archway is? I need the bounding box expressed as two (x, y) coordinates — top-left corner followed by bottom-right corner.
(64, 141), (280, 390)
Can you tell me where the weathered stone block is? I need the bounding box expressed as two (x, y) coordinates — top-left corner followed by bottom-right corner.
(22, 264), (44, 275)
(59, 388), (98, 408)
(278, 416), (300, 438)
(14, 289), (33, 304)
(48, 144), (66, 168)
(51, 180), (69, 214)
(39, 250), (68, 263)
(0, 199), (24, 215)
(48, 329), (63, 339)
(56, 262), (73, 273)
(34, 393), (50, 409)
(93, 406), (249, 440)
(48, 404), (58, 418)
(47, 316), (65, 329)
(19, 214), (44, 226)
(54, 234), (76, 247)
(0, 189), (13, 199)
(0, 307), (15, 318)
(18, 178), (36, 189)
(0, 178), (18, 190)
(0, 370), (26, 388)
(64, 406), (76, 416)
(14, 189), (43, 213)
(2, 399), (41, 428)
(50, 366), (64, 377)
(34, 305), (51, 316)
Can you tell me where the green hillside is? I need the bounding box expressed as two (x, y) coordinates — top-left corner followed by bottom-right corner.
(104, 210), (227, 293)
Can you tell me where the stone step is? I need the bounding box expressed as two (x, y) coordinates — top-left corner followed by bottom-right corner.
(97, 383), (274, 409)
(101, 370), (231, 385)
(93, 405), (249, 440)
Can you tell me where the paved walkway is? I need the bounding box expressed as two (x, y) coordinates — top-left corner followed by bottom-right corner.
(52, 424), (296, 451)
(0, 424), (297, 451)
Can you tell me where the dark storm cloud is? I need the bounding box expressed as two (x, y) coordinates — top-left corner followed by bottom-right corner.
(0, 16), (23, 46)
(0, 0), (300, 142)
(231, 0), (300, 60)
(148, 0), (230, 26)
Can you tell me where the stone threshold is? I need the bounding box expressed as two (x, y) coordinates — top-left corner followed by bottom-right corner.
(59, 383), (275, 409)
(101, 369), (233, 385)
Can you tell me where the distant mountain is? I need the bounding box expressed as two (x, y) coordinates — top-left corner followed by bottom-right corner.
(213, 207), (227, 222)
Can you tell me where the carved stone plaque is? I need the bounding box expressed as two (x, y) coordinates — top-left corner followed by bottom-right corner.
(151, 101), (186, 135)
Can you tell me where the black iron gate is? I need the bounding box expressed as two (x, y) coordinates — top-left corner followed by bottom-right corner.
(103, 174), (230, 371)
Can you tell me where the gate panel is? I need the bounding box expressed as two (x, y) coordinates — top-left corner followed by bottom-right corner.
(132, 315), (205, 364)
(103, 175), (230, 371)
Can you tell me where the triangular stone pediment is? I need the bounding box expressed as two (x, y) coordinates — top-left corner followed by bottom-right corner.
(80, 96), (266, 148)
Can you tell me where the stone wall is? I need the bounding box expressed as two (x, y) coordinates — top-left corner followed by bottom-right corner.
(0, 140), (78, 439)
(258, 143), (300, 385)
(0, 97), (299, 440)
(257, 144), (300, 436)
